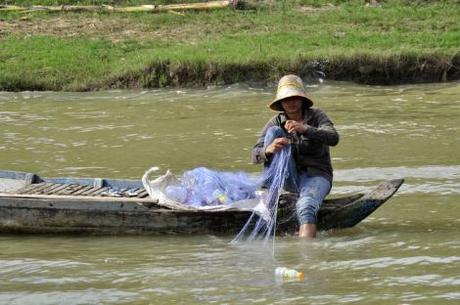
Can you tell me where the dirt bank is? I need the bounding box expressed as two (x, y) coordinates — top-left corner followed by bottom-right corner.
(100, 54), (460, 90)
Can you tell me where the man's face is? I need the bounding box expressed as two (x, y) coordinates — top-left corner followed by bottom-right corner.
(281, 97), (303, 114)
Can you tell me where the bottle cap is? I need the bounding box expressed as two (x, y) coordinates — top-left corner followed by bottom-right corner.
(298, 271), (305, 281)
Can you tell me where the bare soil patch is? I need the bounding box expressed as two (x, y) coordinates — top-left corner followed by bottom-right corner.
(0, 16), (206, 43)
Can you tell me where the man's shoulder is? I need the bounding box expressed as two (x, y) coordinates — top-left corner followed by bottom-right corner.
(304, 107), (335, 125)
(267, 112), (285, 125)
(309, 106), (325, 113)
(304, 106), (326, 117)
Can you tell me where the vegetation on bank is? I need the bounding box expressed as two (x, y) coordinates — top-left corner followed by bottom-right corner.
(0, 0), (459, 91)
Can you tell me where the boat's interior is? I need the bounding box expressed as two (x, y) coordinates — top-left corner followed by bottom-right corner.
(0, 170), (148, 198)
(2, 171), (405, 218)
(1, 170), (370, 209)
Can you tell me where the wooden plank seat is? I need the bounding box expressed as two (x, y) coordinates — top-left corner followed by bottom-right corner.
(15, 182), (149, 198)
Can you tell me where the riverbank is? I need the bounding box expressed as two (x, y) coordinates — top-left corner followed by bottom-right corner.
(1, 0), (459, 91)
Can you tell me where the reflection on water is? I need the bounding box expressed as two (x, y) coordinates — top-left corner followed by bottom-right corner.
(0, 81), (459, 304)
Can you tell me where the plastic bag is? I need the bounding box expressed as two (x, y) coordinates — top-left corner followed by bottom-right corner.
(157, 167), (258, 207)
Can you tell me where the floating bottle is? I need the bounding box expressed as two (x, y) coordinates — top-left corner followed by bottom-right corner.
(275, 267), (304, 281)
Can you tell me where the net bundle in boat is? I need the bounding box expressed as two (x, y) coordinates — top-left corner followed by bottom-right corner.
(163, 167), (258, 206)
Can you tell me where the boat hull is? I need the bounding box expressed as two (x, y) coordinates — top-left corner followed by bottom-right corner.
(0, 170), (404, 235)
(0, 194), (251, 235)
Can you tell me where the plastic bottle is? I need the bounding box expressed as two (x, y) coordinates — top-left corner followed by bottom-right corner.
(274, 267), (304, 281)
(164, 185), (188, 203)
(212, 189), (230, 205)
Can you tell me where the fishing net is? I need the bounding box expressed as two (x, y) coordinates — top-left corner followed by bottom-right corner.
(163, 167), (258, 206)
(142, 143), (294, 248)
(142, 166), (261, 211)
(231, 144), (295, 245)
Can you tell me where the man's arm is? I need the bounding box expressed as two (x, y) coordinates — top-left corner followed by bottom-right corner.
(251, 119), (276, 164)
(304, 109), (339, 146)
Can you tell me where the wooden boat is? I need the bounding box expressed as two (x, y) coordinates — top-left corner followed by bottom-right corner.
(0, 170), (403, 235)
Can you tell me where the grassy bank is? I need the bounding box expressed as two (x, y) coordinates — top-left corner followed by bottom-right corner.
(1, 0), (459, 91)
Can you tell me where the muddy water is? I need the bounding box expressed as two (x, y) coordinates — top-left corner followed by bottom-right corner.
(0, 81), (459, 304)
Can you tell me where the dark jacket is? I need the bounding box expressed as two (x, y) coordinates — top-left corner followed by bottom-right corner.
(251, 107), (339, 182)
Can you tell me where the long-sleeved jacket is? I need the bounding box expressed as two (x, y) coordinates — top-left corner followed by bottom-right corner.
(251, 107), (339, 182)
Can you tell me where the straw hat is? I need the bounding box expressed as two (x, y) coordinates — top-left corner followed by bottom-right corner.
(268, 74), (314, 111)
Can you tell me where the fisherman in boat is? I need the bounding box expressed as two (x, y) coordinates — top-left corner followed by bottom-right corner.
(251, 74), (339, 238)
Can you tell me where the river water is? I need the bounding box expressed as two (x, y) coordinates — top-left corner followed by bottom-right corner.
(0, 81), (459, 304)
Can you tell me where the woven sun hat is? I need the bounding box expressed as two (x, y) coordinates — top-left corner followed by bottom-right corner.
(268, 74), (314, 111)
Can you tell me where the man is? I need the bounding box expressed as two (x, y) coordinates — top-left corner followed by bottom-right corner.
(251, 74), (339, 238)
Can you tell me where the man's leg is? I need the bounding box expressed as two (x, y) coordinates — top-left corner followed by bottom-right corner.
(263, 126), (285, 150)
(296, 175), (331, 238)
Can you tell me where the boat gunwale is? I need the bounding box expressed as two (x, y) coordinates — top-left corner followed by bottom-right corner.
(0, 192), (157, 203)
(0, 178), (403, 208)
(0, 169), (404, 218)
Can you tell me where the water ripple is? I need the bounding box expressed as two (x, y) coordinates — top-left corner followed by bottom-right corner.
(0, 290), (139, 305)
(0, 259), (90, 275)
(335, 165), (460, 182)
(313, 256), (460, 271)
(333, 181), (460, 195)
(435, 293), (460, 300)
(383, 274), (460, 287)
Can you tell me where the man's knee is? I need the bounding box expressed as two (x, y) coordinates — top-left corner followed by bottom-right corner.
(266, 126), (285, 139)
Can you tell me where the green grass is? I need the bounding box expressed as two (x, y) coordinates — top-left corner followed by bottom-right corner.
(1, 0), (459, 90)
(2, 0), (204, 5)
(0, 36), (154, 90)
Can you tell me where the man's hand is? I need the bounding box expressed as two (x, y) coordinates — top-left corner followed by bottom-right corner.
(265, 138), (289, 156)
(285, 120), (308, 134)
